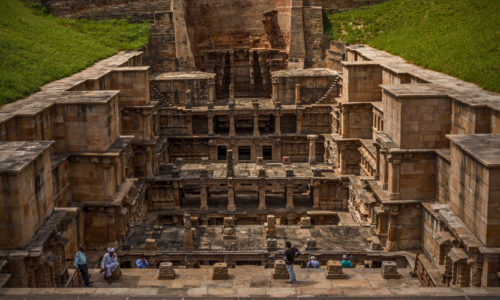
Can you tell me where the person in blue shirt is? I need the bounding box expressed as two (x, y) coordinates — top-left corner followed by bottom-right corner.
(341, 254), (353, 268)
(74, 245), (93, 286)
(306, 256), (321, 269)
(136, 254), (150, 269)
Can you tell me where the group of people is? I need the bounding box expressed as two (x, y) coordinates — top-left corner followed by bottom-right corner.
(74, 242), (351, 286)
(73, 246), (150, 286)
(284, 241), (353, 284)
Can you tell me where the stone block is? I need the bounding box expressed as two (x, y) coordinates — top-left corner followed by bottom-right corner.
(283, 156), (291, 164)
(212, 263), (229, 280)
(381, 261), (402, 279)
(144, 238), (157, 251)
(158, 262), (175, 280)
(300, 217), (312, 228)
(325, 260), (347, 279)
(272, 260), (289, 279)
(266, 238), (278, 251)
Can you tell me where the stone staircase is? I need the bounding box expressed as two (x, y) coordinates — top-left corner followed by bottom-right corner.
(150, 83), (168, 104)
(0, 259), (11, 288)
(317, 79), (340, 104)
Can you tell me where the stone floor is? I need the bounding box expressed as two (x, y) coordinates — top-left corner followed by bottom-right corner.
(2, 265), (500, 298)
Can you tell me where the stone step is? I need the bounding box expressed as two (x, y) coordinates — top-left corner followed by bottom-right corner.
(0, 273), (11, 288)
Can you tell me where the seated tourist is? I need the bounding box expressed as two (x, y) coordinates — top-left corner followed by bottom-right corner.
(306, 256), (321, 269)
(101, 248), (119, 283)
(341, 254), (353, 268)
(136, 254), (149, 269)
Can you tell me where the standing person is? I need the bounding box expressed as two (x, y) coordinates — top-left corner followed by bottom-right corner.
(341, 254), (353, 268)
(73, 245), (93, 287)
(136, 254), (149, 269)
(283, 241), (301, 283)
(306, 256), (321, 269)
(101, 248), (119, 284)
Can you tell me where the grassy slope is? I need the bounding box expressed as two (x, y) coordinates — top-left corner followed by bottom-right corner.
(0, 0), (149, 105)
(327, 0), (500, 93)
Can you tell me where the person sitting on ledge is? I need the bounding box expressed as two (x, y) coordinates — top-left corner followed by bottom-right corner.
(341, 254), (353, 268)
(101, 248), (119, 283)
(306, 256), (321, 269)
(136, 254), (150, 269)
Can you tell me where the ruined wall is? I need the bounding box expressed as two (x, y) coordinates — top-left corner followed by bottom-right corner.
(39, 0), (171, 22)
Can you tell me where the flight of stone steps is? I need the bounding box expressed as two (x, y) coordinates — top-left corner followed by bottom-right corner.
(150, 83), (169, 104)
(317, 79), (340, 104)
(0, 259), (11, 288)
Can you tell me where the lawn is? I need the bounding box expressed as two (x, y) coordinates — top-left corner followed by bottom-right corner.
(0, 0), (149, 105)
(326, 0), (500, 93)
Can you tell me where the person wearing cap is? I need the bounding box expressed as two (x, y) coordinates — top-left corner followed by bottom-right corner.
(306, 256), (321, 269)
(101, 247), (119, 283)
(136, 254), (150, 269)
(341, 254), (353, 268)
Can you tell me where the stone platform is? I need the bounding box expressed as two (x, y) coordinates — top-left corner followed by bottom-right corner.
(2, 266), (499, 299)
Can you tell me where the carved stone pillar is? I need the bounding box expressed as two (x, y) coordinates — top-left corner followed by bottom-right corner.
(386, 214), (399, 251)
(308, 135), (318, 164)
(374, 143), (381, 180)
(173, 181), (181, 209)
(200, 183), (208, 210)
(470, 261), (482, 287)
(258, 179), (266, 210)
(227, 180), (236, 211)
(341, 105), (349, 138)
(186, 114), (193, 136)
(296, 109), (303, 134)
(208, 113), (214, 136)
(209, 78), (216, 107)
(295, 83), (301, 106)
(272, 77), (279, 104)
(388, 154), (401, 199)
(313, 181), (320, 209)
(382, 151), (389, 190)
(229, 112), (235, 136)
(286, 184), (294, 209)
(443, 252), (452, 285)
(456, 261), (470, 287)
(253, 101), (260, 137)
(275, 110), (281, 135)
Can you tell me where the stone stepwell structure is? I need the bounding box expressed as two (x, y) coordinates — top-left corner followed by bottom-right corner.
(0, 0), (499, 295)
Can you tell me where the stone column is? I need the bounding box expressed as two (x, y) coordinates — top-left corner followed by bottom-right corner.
(208, 113), (214, 135)
(173, 181), (181, 209)
(296, 109), (303, 134)
(272, 77), (279, 104)
(258, 179), (266, 210)
(253, 101), (260, 137)
(388, 155), (401, 200)
(229, 83), (235, 105)
(185, 90), (193, 108)
(229, 111), (235, 136)
(341, 105), (349, 138)
(286, 184), (294, 209)
(275, 109), (281, 135)
(295, 83), (301, 106)
(186, 113), (193, 136)
(470, 261), (482, 287)
(308, 135), (318, 164)
(456, 261), (470, 287)
(227, 180), (236, 211)
(443, 252), (452, 286)
(374, 143), (381, 180)
(208, 78), (216, 108)
(382, 151), (389, 190)
(200, 183), (208, 210)
(386, 214), (399, 251)
(313, 181), (320, 209)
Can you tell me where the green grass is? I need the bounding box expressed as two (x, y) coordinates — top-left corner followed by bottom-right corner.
(0, 0), (149, 105)
(326, 0), (500, 93)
